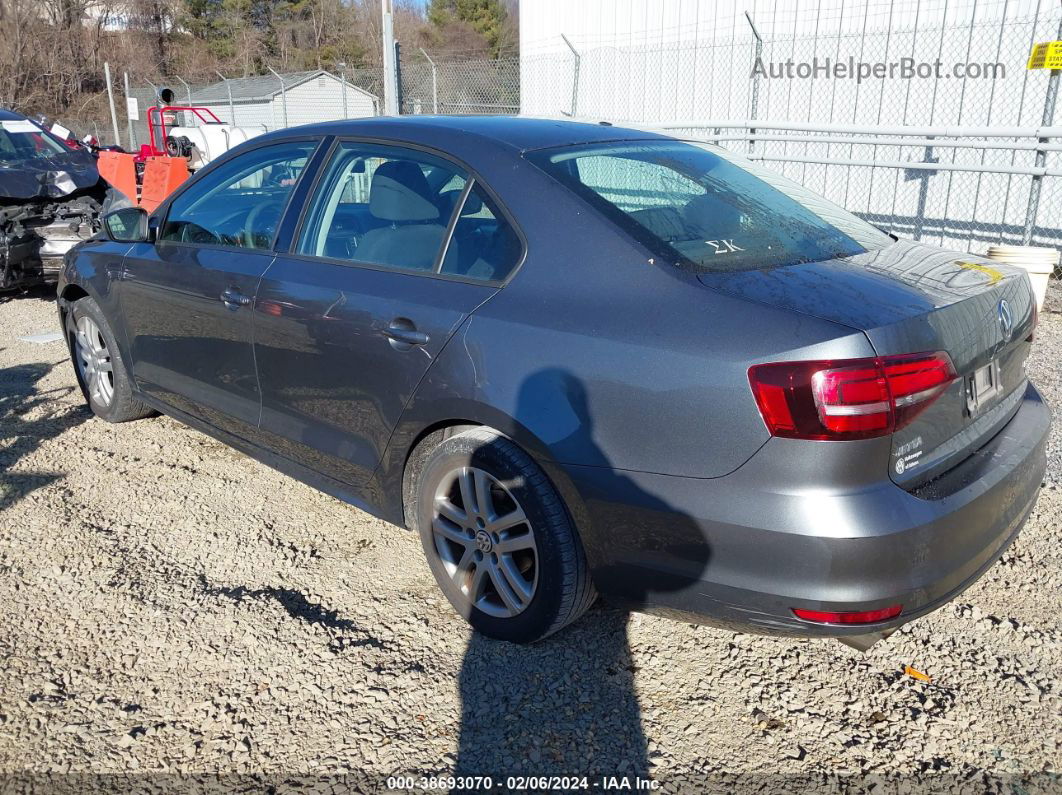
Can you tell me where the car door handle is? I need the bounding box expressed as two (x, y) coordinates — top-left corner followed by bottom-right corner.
(381, 321), (429, 347)
(220, 288), (252, 308)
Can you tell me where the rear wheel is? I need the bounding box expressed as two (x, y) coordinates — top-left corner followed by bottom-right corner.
(67, 296), (153, 423)
(409, 427), (596, 643)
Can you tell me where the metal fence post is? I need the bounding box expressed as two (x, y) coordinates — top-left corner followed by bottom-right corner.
(420, 48), (439, 114)
(1022, 18), (1062, 246)
(561, 34), (580, 117)
(215, 71), (235, 125)
(176, 76), (193, 129)
(745, 12), (763, 154)
(339, 64), (348, 118)
(394, 43), (405, 113)
(176, 77), (192, 108)
(268, 67), (288, 128)
(123, 71), (136, 150)
(103, 62), (121, 146)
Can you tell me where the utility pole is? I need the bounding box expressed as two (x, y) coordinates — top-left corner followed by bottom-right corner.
(382, 0), (399, 115)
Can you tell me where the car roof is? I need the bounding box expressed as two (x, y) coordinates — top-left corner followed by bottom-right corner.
(0, 108), (29, 121)
(260, 115), (672, 154)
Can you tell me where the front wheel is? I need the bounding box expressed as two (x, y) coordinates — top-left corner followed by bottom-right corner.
(410, 427), (596, 643)
(66, 296), (154, 423)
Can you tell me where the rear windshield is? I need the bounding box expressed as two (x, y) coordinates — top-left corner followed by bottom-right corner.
(0, 119), (67, 164)
(526, 140), (891, 272)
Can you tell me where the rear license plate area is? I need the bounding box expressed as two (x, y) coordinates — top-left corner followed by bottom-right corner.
(966, 359), (1001, 415)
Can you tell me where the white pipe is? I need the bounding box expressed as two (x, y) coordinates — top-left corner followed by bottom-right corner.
(592, 118), (1062, 140)
(699, 133), (1062, 153)
(744, 154), (1062, 177)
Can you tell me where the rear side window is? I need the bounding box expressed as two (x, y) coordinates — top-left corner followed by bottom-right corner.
(161, 141), (316, 249)
(296, 142), (521, 282)
(526, 141), (890, 272)
(441, 183), (522, 281)
(297, 142), (468, 273)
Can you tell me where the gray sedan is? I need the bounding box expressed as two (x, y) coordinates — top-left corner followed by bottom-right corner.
(58, 117), (1049, 647)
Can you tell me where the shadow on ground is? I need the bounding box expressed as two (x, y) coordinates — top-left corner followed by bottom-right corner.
(0, 284), (58, 306)
(454, 606), (651, 779)
(0, 361), (88, 510)
(451, 369), (711, 783)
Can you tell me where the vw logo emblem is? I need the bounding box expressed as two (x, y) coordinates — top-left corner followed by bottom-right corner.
(998, 299), (1013, 337)
(474, 530), (493, 553)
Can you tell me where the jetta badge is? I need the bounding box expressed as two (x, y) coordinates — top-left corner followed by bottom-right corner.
(998, 299), (1013, 338)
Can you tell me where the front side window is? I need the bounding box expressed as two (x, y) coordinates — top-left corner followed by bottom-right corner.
(297, 142), (468, 273)
(160, 140), (317, 249)
(526, 141), (891, 273)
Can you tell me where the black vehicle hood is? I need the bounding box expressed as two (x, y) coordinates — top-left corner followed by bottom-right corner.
(0, 149), (100, 200)
(696, 239), (1024, 330)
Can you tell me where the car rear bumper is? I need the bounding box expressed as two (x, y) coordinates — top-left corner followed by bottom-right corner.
(555, 381), (1050, 639)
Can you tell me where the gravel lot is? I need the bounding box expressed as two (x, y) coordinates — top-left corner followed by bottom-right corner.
(1, 285), (1060, 793)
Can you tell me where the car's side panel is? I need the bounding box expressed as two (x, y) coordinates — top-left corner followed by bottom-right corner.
(57, 240), (132, 353)
(133, 388), (394, 523)
(118, 241), (273, 437)
(253, 257), (497, 487)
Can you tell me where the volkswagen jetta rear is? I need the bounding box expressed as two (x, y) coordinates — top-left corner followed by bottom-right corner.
(525, 138), (1050, 643)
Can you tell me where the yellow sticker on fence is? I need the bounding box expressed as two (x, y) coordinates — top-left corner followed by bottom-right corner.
(1028, 41), (1062, 70)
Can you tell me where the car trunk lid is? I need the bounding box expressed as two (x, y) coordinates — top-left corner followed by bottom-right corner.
(698, 240), (1036, 488)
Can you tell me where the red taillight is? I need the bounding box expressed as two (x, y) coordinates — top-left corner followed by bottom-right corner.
(748, 352), (956, 440)
(792, 605), (902, 624)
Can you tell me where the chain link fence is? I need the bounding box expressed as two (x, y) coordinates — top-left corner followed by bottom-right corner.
(399, 55), (519, 115)
(518, 1), (1062, 255)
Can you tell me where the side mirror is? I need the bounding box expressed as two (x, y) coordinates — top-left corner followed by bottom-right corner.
(103, 207), (151, 243)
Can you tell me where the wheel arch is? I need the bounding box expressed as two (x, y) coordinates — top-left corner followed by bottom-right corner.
(57, 284), (93, 360)
(60, 283), (90, 303)
(383, 407), (593, 552)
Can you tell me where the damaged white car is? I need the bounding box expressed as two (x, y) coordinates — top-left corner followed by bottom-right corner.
(0, 109), (113, 291)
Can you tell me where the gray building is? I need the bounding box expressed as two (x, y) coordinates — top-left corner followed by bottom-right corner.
(191, 70), (378, 131)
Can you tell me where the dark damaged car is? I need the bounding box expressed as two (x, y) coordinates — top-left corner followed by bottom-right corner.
(0, 109), (110, 291)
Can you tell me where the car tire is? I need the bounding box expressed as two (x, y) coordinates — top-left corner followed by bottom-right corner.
(66, 296), (154, 423)
(410, 427), (596, 643)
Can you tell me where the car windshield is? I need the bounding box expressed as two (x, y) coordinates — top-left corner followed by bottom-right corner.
(0, 120), (68, 164)
(526, 140), (892, 273)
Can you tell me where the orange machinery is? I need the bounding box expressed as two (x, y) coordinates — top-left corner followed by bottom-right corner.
(96, 104), (222, 211)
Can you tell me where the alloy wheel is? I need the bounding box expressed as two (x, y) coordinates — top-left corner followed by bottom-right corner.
(74, 315), (114, 407)
(430, 466), (538, 618)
